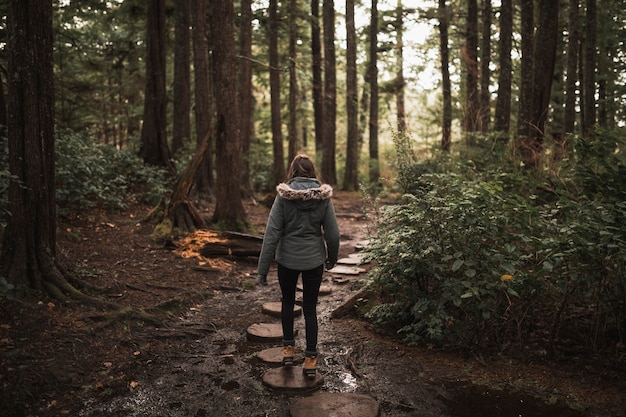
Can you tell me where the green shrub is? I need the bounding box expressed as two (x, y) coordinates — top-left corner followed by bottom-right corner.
(366, 129), (626, 354)
(55, 129), (170, 213)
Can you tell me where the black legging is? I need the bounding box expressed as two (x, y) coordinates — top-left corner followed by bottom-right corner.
(278, 263), (324, 356)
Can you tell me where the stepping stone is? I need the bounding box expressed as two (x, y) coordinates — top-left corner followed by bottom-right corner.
(262, 366), (323, 391)
(262, 302), (302, 318)
(337, 253), (370, 265)
(246, 323), (283, 343)
(354, 240), (370, 251)
(296, 284), (333, 295)
(327, 265), (366, 275)
(290, 392), (380, 417)
(257, 346), (304, 364)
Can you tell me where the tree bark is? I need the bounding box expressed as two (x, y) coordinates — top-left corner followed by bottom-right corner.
(139, 0), (172, 171)
(322, 0), (337, 185)
(526, 0), (559, 166)
(516, 0), (534, 162)
(269, 0), (286, 185)
(464, 0), (479, 139)
(311, 0), (324, 164)
(239, 0), (254, 195)
(343, 0), (360, 191)
(172, 0), (191, 156)
(479, 0), (491, 133)
(369, 0), (380, 186)
(494, 0), (512, 135)
(395, 0), (406, 133)
(288, 0), (300, 163)
(192, 0), (214, 196)
(582, 0), (596, 136)
(438, 0), (452, 152)
(563, 0), (580, 135)
(209, 0), (248, 230)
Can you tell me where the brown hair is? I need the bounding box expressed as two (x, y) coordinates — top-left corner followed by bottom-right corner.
(287, 154), (318, 180)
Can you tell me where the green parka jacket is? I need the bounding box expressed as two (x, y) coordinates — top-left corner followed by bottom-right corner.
(257, 177), (340, 277)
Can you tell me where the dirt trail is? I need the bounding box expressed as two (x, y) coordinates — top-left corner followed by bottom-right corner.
(1, 192), (623, 417)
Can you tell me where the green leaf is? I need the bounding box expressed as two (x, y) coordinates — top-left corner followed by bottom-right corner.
(452, 259), (464, 272)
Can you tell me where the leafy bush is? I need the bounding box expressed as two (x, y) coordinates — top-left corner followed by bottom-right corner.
(365, 130), (626, 354)
(55, 129), (170, 213)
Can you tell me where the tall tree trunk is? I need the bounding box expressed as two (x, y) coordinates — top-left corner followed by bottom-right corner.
(2, 0), (108, 306)
(494, 0), (512, 136)
(563, 0), (580, 135)
(322, 0), (337, 185)
(239, 0), (254, 195)
(439, 0), (452, 152)
(210, 0), (248, 229)
(172, 0), (191, 156)
(369, 0), (380, 185)
(517, 0), (534, 156)
(582, 0), (596, 136)
(192, 0), (214, 197)
(479, 0), (491, 133)
(139, 0), (172, 171)
(311, 0), (324, 164)
(269, 0), (285, 184)
(530, 1), (559, 151)
(3, 0), (58, 290)
(343, 0), (360, 191)
(288, 0), (300, 163)
(464, 0), (479, 140)
(395, 0), (406, 133)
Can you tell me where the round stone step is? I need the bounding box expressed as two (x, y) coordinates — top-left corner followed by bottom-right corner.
(246, 323), (283, 343)
(257, 346), (304, 364)
(290, 392), (380, 417)
(296, 284), (333, 295)
(262, 365), (323, 391)
(327, 265), (366, 275)
(337, 253), (369, 265)
(262, 301), (302, 318)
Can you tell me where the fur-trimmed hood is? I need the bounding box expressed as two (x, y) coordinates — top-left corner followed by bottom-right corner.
(276, 178), (333, 210)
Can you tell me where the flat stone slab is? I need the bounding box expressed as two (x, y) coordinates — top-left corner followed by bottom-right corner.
(262, 366), (323, 391)
(262, 302), (302, 318)
(337, 253), (370, 265)
(257, 346), (304, 364)
(354, 240), (370, 251)
(290, 392), (380, 417)
(327, 265), (366, 275)
(246, 323), (283, 343)
(297, 284), (332, 295)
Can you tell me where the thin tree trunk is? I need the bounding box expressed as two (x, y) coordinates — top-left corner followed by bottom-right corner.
(395, 0), (406, 133)
(494, 0), (512, 136)
(172, 0), (191, 155)
(269, 0), (285, 184)
(239, 0), (254, 195)
(464, 0), (479, 140)
(582, 0), (596, 136)
(139, 0), (172, 171)
(439, 0), (452, 152)
(517, 0), (534, 156)
(192, 0), (214, 197)
(288, 0), (299, 163)
(563, 0), (580, 135)
(210, 0), (248, 229)
(369, 0), (380, 185)
(311, 0), (324, 163)
(529, 1), (559, 154)
(322, 0), (337, 185)
(479, 0), (491, 133)
(343, 0), (359, 190)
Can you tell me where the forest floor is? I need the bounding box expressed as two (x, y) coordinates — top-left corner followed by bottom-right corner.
(1, 191), (624, 417)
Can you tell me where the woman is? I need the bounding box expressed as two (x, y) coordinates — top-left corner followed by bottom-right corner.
(257, 154), (340, 378)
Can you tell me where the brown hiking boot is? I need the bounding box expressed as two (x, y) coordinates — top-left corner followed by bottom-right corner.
(282, 345), (295, 365)
(303, 355), (317, 378)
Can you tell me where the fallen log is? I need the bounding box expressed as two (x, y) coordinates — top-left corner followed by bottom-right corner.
(175, 230), (263, 258)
